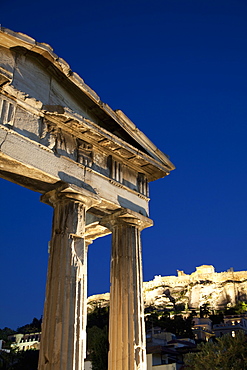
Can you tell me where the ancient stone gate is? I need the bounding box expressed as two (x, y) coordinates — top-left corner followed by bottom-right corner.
(0, 28), (174, 370)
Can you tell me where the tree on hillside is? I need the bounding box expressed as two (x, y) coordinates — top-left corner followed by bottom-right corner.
(223, 301), (247, 315)
(184, 331), (247, 370)
(159, 314), (195, 338)
(86, 306), (109, 370)
(145, 310), (160, 330)
(87, 306), (109, 330)
(145, 309), (195, 339)
(17, 317), (42, 334)
(199, 303), (211, 318)
(0, 327), (16, 346)
(0, 349), (39, 370)
(87, 326), (108, 370)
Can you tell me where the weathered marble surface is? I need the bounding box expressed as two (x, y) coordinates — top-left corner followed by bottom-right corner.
(101, 210), (153, 370)
(0, 28), (174, 370)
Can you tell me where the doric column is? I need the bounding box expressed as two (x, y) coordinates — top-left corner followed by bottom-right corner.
(38, 184), (100, 370)
(101, 209), (153, 370)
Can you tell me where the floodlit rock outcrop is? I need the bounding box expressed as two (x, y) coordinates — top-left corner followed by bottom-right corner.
(88, 265), (247, 311)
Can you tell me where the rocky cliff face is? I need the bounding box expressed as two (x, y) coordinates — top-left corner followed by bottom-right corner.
(87, 265), (247, 312)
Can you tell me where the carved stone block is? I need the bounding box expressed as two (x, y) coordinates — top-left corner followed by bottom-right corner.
(77, 139), (93, 167)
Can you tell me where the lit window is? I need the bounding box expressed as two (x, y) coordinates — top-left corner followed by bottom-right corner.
(232, 331), (235, 337)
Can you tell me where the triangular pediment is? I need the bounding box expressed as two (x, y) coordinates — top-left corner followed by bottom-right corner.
(0, 28), (175, 180)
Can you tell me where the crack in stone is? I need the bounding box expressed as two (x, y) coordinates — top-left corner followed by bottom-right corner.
(0, 131), (8, 151)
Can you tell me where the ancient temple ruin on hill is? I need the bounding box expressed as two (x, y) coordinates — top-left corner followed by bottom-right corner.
(88, 265), (247, 313)
(144, 265), (247, 310)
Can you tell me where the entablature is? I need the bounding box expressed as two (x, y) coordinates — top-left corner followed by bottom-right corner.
(0, 27), (175, 179)
(42, 107), (171, 181)
(0, 123), (150, 217)
(0, 91), (169, 199)
(0, 27), (175, 220)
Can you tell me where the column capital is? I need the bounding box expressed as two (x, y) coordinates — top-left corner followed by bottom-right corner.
(40, 182), (101, 210)
(100, 208), (153, 231)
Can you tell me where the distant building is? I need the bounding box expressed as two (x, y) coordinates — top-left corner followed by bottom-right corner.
(0, 339), (10, 353)
(84, 361), (92, 370)
(213, 315), (247, 338)
(8, 332), (41, 351)
(146, 327), (196, 369)
(192, 317), (214, 341)
(192, 265), (215, 275)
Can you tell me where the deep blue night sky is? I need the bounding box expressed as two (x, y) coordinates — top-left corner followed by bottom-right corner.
(1, 0), (247, 329)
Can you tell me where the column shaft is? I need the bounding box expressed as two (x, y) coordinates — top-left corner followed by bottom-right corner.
(38, 195), (88, 370)
(108, 217), (148, 370)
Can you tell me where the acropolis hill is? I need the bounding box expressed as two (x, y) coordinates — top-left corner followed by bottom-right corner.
(87, 265), (247, 312)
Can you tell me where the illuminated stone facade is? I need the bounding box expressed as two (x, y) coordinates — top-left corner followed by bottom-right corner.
(0, 28), (174, 370)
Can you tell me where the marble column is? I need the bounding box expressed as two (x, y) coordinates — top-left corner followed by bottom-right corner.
(101, 209), (153, 370)
(38, 185), (99, 370)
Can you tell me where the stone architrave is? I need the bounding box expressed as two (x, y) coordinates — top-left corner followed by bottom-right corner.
(38, 184), (100, 370)
(101, 209), (153, 370)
